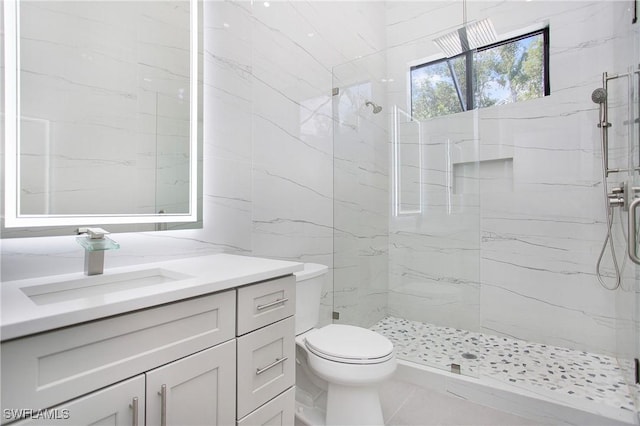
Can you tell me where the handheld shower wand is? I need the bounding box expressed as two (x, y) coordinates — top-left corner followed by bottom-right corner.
(591, 87), (607, 104)
(592, 82), (621, 290)
(592, 86), (611, 176)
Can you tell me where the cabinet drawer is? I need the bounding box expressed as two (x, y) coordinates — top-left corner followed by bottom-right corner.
(237, 275), (295, 336)
(237, 387), (295, 426)
(1, 290), (235, 417)
(237, 317), (295, 418)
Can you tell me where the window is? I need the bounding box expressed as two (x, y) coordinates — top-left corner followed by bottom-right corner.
(411, 28), (549, 120)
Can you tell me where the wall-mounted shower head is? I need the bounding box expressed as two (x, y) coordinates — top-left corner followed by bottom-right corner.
(591, 87), (607, 104)
(365, 100), (382, 114)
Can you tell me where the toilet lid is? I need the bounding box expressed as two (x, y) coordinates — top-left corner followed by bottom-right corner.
(304, 324), (394, 364)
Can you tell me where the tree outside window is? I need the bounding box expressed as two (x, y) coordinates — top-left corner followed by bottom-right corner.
(411, 29), (549, 121)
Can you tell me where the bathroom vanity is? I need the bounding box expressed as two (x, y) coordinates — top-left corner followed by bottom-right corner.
(0, 254), (301, 425)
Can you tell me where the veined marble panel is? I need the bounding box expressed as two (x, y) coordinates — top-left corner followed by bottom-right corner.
(378, 0), (637, 361)
(1, 1), (256, 279)
(203, 1), (253, 164)
(385, 1), (462, 51)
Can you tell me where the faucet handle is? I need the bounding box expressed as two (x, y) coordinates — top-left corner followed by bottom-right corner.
(77, 227), (110, 239)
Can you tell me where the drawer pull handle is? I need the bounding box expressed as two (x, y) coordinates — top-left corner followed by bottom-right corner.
(256, 297), (289, 311)
(256, 357), (288, 375)
(159, 384), (167, 426)
(131, 397), (139, 426)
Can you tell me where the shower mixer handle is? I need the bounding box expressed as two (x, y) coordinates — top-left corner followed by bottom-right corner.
(608, 195), (624, 208)
(606, 184), (625, 208)
(628, 195), (640, 265)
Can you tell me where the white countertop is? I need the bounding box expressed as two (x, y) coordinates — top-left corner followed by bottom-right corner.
(1, 253), (303, 341)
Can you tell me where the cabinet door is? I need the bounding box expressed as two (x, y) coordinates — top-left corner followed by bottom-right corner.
(146, 340), (236, 426)
(7, 375), (145, 426)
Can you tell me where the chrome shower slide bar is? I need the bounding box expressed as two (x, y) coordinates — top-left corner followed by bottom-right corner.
(598, 68), (640, 177)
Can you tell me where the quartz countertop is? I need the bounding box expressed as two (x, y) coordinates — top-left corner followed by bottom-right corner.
(1, 253), (303, 341)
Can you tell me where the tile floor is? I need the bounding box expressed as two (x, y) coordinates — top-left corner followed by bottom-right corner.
(371, 316), (637, 413)
(380, 378), (542, 426)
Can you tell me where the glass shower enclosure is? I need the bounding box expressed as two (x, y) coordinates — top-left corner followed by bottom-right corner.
(331, 0), (640, 416)
(332, 47), (482, 377)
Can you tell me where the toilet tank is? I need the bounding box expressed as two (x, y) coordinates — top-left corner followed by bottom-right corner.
(294, 263), (328, 335)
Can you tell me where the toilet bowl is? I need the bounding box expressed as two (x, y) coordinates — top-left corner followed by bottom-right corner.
(294, 264), (396, 426)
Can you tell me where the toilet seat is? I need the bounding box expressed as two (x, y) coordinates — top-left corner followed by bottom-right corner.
(304, 324), (394, 365)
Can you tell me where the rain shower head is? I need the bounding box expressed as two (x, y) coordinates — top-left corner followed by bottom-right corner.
(365, 101), (382, 114)
(591, 87), (607, 104)
(433, 18), (497, 57)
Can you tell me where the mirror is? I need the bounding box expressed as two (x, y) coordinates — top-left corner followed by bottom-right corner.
(2, 0), (202, 236)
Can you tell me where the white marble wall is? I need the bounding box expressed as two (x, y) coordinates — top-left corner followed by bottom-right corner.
(387, 109), (481, 333)
(379, 1), (639, 357)
(247, 1), (386, 327)
(1, 1), (256, 280)
(1, 0), (386, 328)
(3, 0), (637, 366)
(332, 71), (390, 327)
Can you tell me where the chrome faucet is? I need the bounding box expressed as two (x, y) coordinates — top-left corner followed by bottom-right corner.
(76, 227), (119, 275)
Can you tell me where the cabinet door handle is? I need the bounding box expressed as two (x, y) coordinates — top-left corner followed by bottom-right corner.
(131, 397), (139, 426)
(256, 357), (288, 375)
(256, 297), (289, 311)
(159, 384), (167, 426)
(630, 197), (640, 265)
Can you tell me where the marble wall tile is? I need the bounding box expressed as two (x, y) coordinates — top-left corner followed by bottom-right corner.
(0, 1), (256, 280)
(332, 60), (390, 326)
(1, 1), (387, 337)
(4, 2), (638, 377)
(249, 1), (387, 328)
(378, 0), (638, 357)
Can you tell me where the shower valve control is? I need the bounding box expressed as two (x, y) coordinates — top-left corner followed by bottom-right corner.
(607, 184), (626, 208)
(608, 194), (624, 208)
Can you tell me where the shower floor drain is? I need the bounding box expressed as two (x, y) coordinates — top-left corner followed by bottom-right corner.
(462, 352), (478, 360)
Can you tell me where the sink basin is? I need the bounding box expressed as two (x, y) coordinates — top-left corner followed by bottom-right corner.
(21, 268), (193, 305)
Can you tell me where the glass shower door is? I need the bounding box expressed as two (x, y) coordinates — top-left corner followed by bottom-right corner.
(626, 39), (640, 412)
(332, 50), (482, 378)
(615, 13), (640, 412)
(385, 106), (482, 378)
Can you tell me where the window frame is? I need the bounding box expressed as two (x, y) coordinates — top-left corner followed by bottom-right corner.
(410, 27), (550, 118)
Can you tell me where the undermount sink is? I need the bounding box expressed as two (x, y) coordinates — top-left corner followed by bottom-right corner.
(20, 268), (194, 305)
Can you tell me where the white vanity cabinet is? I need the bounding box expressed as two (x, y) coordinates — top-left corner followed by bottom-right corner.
(1, 290), (236, 426)
(9, 344), (237, 426)
(236, 275), (296, 426)
(8, 375), (146, 426)
(0, 254), (301, 426)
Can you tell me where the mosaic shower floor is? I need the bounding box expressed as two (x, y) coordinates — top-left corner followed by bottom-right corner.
(371, 316), (637, 413)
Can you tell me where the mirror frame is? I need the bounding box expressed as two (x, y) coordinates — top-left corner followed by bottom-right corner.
(2, 0), (201, 231)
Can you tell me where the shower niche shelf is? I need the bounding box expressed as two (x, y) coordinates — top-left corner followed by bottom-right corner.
(453, 157), (514, 195)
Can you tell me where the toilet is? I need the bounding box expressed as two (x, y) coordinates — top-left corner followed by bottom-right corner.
(294, 263), (396, 426)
